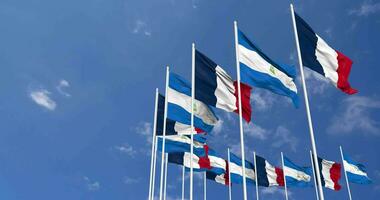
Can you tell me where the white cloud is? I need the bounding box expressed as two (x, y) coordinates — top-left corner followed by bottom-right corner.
(83, 176), (100, 191)
(349, 1), (380, 16)
(301, 67), (330, 95)
(136, 122), (153, 143)
(251, 90), (275, 111)
(212, 119), (224, 135)
(114, 143), (137, 157)
(261, 187), (292, 197)
(124, 176), (140, 184)
(244, 123), (269, 140)
(29, 89), (57, 111)
(132, 20), (151, 36)
(271, 126), (299, 152)
(56, 79), (71, 97)
(328, 96), (380, 135)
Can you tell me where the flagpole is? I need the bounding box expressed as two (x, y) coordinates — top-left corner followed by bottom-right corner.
(148, 88), (159, 200)
(233, 20), (248, 200)
(190, 42), (195, 200)
(159, 66), (170, 200)
(253, 151), (259, 200)
(152, 134), (159, 200)
(204, 172), (207, 200)
(310, 150), (320, 200)
(281, 152), (289, 200)
(182, 165), (185, 200)
(164, 153), (168, 200)
(340, 146), (353, 200)
(290, 4), (325, 200)
(228, 148), (232, 200)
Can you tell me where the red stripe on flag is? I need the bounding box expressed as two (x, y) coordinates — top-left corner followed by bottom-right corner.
(195, 128), (205, 134)
(224, 160), (230, 186)
(233, 81), (252, 123)
(275, 167), (285, 186)
(198, 145), (211, 169)
(336, 51), (358, 95)
(330, 162), (342, 191)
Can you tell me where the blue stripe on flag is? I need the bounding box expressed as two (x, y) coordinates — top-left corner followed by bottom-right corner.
(195, 50), (218, 107)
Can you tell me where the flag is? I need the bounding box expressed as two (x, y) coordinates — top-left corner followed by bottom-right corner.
(168, 72), (218, 133)
(294, 12), (357, 94)
(283, 156), (312, 187)
(255, 155), (284, 187)
(206, 170), (230, 186)
(195, 50), (252, 122)
(343, 153), (372, 184)
(168, 152), (211, 172)
(157, 135), (207, 155)
(157, 94), (204, 136)
(229, 152), (256, 184)
(238, 29), (299, 107)
(316, 157), (342, 191)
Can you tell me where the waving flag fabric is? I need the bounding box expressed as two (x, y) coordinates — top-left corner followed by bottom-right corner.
(238, 29), (299, 107)
(157, 135), (207, 155)
(168, 73), (218, 133)
(316, 157), (342, 191)
(283, 156), (312, 187)
(294, 12), (357, 94)
(157, 94), (204, 135)
(343, 153), (372, 184)
(195, 50), (252, 122)
(255, 155), (284, 187)
(206, 169), (230, 186)
(229, 152), (256, 184)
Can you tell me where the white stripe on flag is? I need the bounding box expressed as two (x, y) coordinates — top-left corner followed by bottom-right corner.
(284, 166), (311, 182)
(168, 87), (218, 125)
(238, 44), (297, 93)
(315, 35), (339, 86)
(343, 160), (367, 177)
(215, 65), (237, 112)
(321, 159), (335, 190)
(183, 152), (201, 169)
(230, 162), (256, 180)
(209, 155), (226, 169)
(214, 174), (227, 185)
(160, 135), (204, 148)
(265, 160), (279, 186)
(174, 122), (198, 135)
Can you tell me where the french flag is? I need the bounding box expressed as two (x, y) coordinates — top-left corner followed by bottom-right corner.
(168, 73), (218, 133)
(206, 160), (230, 186)
(157, 94), (204, 136)
(255, 155), (284, 187)
(295, 12), (357, 94)
(316, 157), (342, 191)
(195, 50), (252, 122)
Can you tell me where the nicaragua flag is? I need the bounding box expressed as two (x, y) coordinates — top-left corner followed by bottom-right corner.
(157, 134), (207, 155)
(168, 73), (218, 133)
(343, 153), (372, 184)
(157, 94), (204, 136)
(294, 12), (357, 94)
(195, 50), (252, 122)
(255, 155), (284, 187)
(229, 152), (256, 184)
(283, 156), (312, 187)
(238, 29), (299, 107)
(316, 157), (342, 191)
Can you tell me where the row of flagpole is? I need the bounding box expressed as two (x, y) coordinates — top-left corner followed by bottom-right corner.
(147, 3), (359, 200)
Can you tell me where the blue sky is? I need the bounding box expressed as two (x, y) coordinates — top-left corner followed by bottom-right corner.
(0, 0), (379, 199)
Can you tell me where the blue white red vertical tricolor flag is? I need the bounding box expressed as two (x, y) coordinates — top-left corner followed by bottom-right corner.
(283, 156), (312, 187)
(316, 157), (342, 191)
(343, 153), (372, 184)
(167, 72), (218, 133)
(238, 29), (299, 107)
(195, 50), (252, 122)
(255, 154), (284, 187)
(294, 12), (357, 94)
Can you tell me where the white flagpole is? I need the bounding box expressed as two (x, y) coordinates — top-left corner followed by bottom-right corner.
(182, 165), (185, 200)
(233, 20), (248, 200)
(290, 4), (325, 200)
(159, 66), (170, 200)
(340, 146), (353, 200)
(190, 42), (195, 200)
(204, 172), (207, 200)
(310, 150), (320, 200)
(253, 151), (259, 200)
(152, 134), (159, 200)
(164, 153), (168, 200)
(281, 152), (289, 200)
(148, 88), (159, 200)
(228, 148), (232, 200)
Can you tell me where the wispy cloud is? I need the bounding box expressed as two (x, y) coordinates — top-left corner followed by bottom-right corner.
(132, 20), (151, 36)
(123, 176), (140, 184)
(29, 89), (57, 111)
(349, 1), (380, 16)
(261, 187), (292, 197)
(136, 122), (153, 143)
(272, 126), (299, 152)
(302, 67), (330, 95)
(113, 143), (137, 157)
(244, 123), (269, 140)
(83, 176), (100, 191)
(251, 90), (275, 111)
(328, 96), (380, 135)
(212, 119), (224, 135)
(56, 79), (71, 97)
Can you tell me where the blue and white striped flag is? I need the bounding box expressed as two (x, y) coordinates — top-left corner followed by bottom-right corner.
(343, 153), (372, 184)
